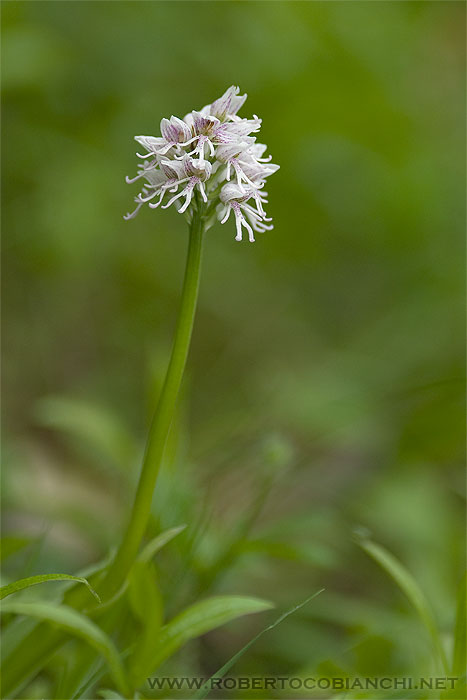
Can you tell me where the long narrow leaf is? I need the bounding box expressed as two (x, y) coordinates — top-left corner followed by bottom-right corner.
(72, 647), (133, 699)
(452, 572), (466, 676)
(127, 560), (163, 686)
(0, 601), (129, 696)
(152, 595), (273, 671)
(34, 396), (136, 472)
(138, 525), (186, 563)
(194, 590), (324, 699)
(357, 537), (448, 673)
(0, 574), (101, 602)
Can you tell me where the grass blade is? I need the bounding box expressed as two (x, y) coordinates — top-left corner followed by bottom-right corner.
(0, 601), (129, 696)
(138, 525), (186, 563)
(452, 572), (466, 676)
(357, 536), (448, 673)
(72, 647), (132, 699)
(193, 590), (324, 699)
(0, 573), (101, 602)
(152, 595), (273, 671)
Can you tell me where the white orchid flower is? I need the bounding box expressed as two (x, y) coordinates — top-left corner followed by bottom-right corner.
(125, 86), (279, 241)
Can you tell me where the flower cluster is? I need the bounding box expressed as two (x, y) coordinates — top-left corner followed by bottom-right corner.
(124, 86), (279, 242)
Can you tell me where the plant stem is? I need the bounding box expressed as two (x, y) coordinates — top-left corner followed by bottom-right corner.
(1, 207), (207, 698)
(101, 205), (206, 597)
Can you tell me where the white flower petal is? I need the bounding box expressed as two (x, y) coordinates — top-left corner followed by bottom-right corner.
(209, 86), (247, 121)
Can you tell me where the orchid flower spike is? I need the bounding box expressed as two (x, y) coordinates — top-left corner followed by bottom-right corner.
(125, 86), (279, 242)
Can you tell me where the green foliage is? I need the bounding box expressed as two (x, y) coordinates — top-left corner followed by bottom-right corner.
(2, 0), (465, 697)
(138, 525), (186, 563)
(356, 536), (449, 674)
(194, 590), (324, 699)
(0, 573), (100, 602)
(127, 560), (163, 686)
(98, 691), (127, 700)
(151, 595), (274, 671)
(0, 536), (32, 562)
(0, 601), (130, 696)
(452, 573), (467, 677)
(34, 395), (137, 474)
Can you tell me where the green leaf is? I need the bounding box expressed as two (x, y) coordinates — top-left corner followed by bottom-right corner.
(127, 560), (163, 686)
(244, 538), (336, 569)
(138, 525), (186, 563)
(194, 589), (324, 699)
(0, 536), (31, 562)
(34, 395), (136, 472)
(0, 574), (101, 602)
(452, 572), (466, 676)
(151, 595), (273, 671)
(0, 601), (130, 696)
(357, 536), (448, 673)
(72, 647), (133, 699)
(98, 691), (126, 699)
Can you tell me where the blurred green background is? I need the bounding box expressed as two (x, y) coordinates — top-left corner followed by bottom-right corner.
(2, 0), (465, 697)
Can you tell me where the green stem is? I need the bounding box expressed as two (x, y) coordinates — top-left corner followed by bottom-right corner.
(102, 206), (206, 597)
(1, 208), (206, 698)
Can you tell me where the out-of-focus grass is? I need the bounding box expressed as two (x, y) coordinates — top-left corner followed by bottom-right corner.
(1, 1), (465, 697)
